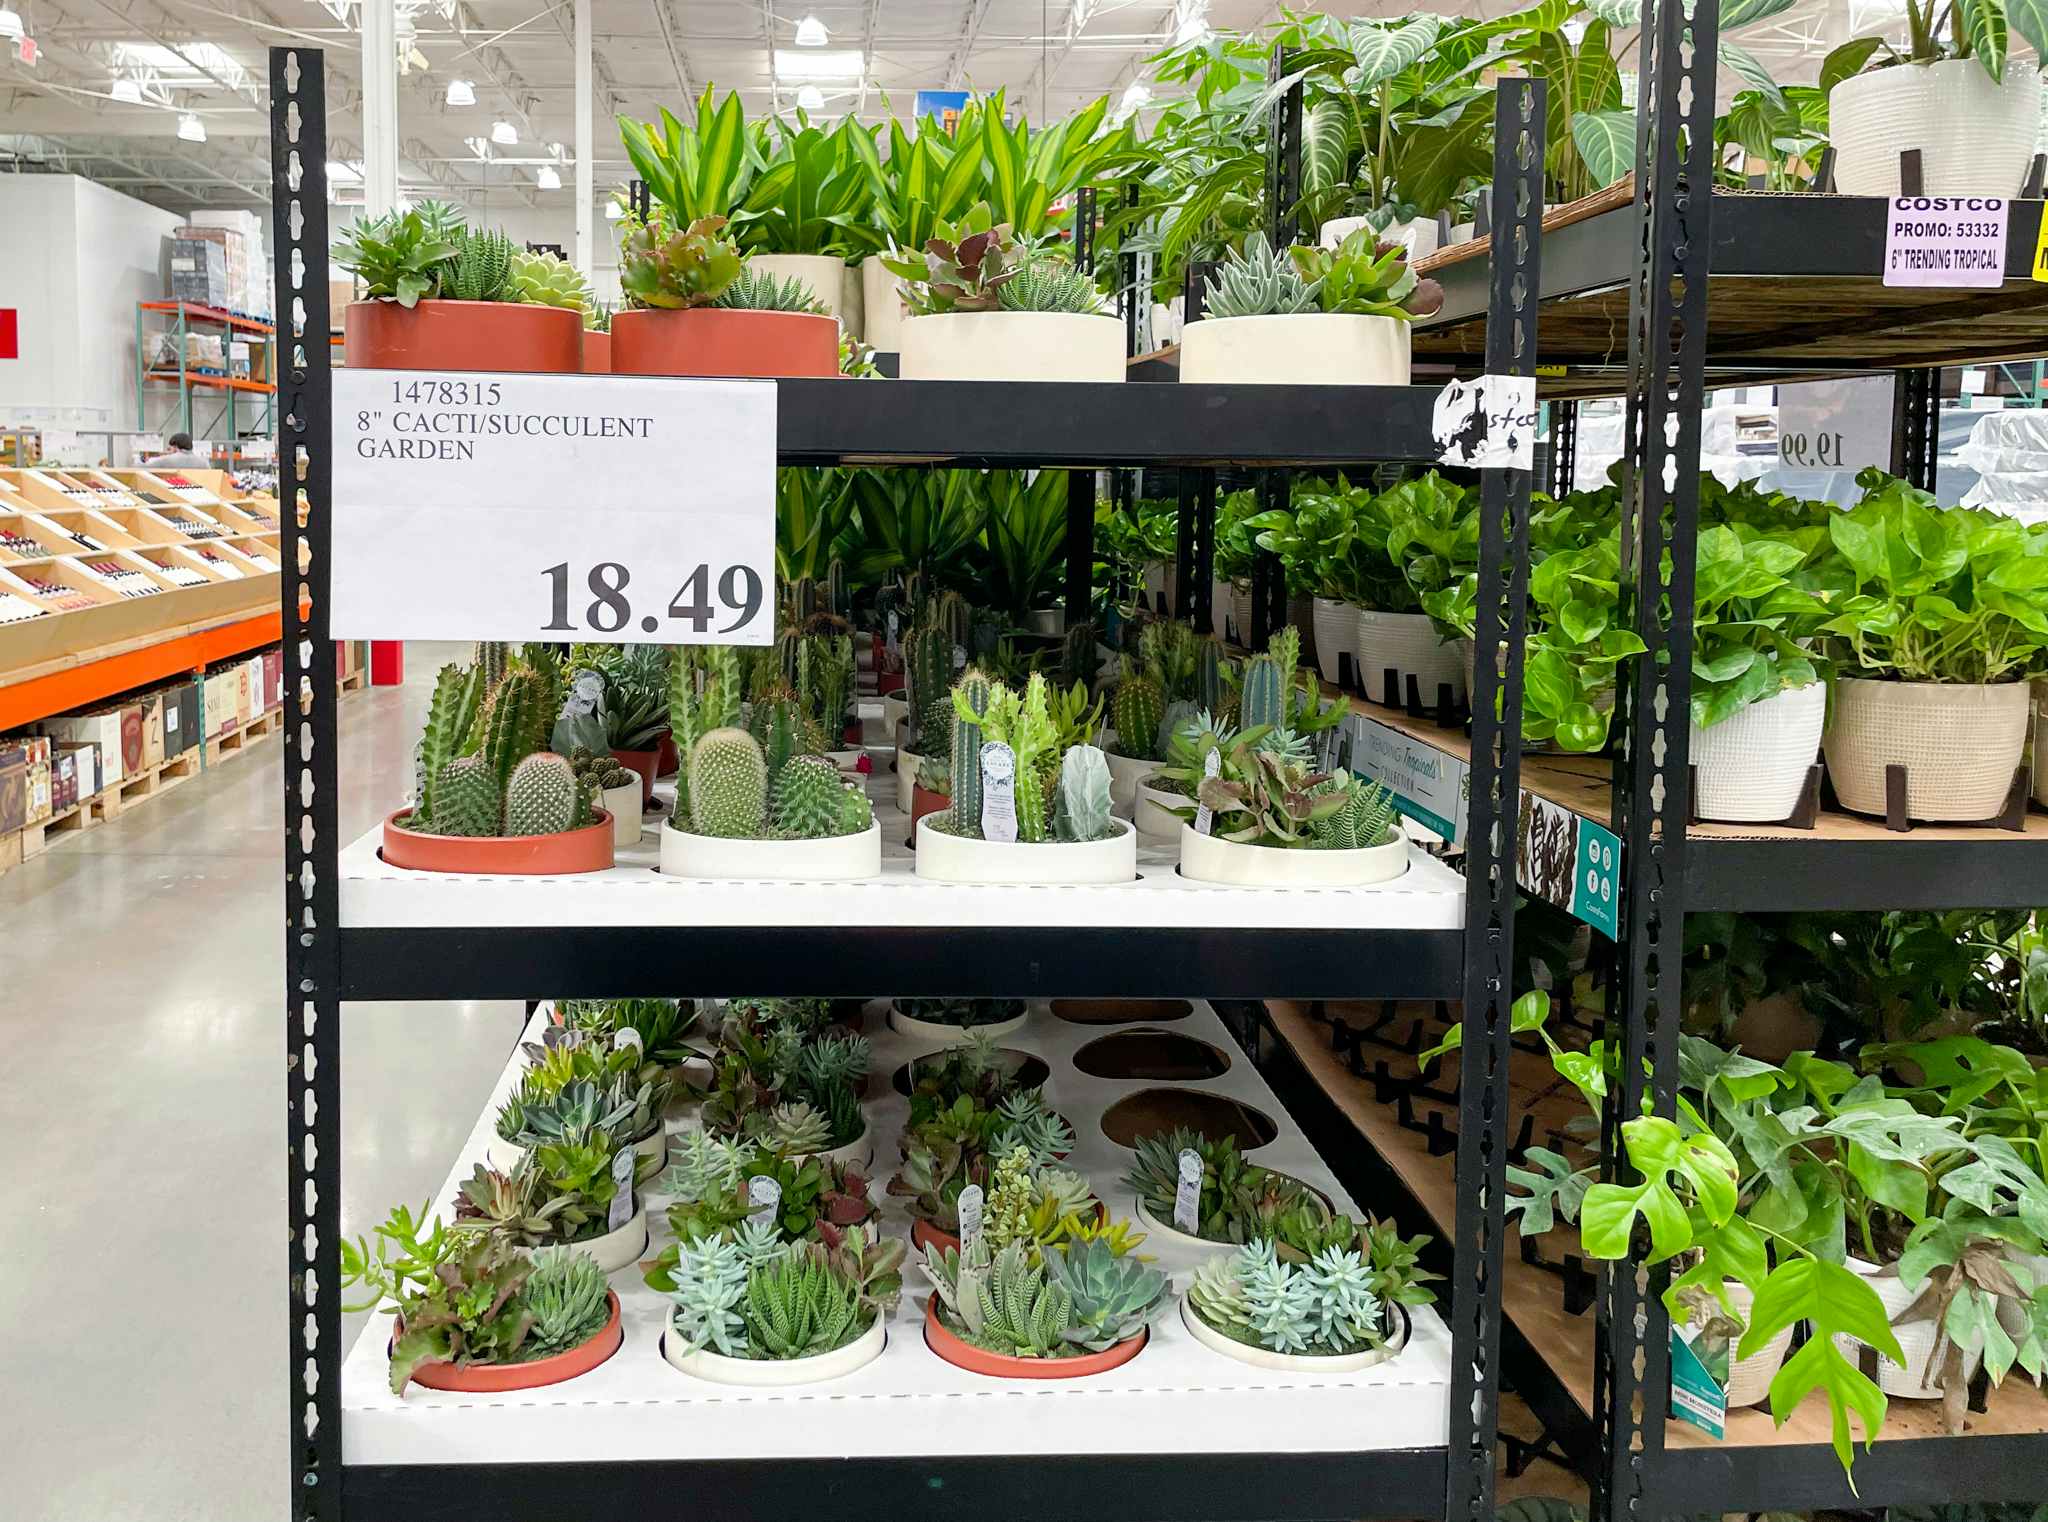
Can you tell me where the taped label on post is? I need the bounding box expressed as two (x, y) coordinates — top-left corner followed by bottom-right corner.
(1432, 374), (1538, 470)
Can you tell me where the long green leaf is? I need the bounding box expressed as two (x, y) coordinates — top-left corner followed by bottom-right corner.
(1301, 99), (1355, 200)
(1720, 40), (1786, 109)
(2009, 0), (2048, 61)
(1722, 0), (1800, 27)
(1347, 15), (1445, 89)
(1959, 0), (2010, 80)
(1818, 38), (1884, 92)
(1583, 0), (1642, 22)
(1392, 93), (1493, 216)
(1572, 110), (1638, 188)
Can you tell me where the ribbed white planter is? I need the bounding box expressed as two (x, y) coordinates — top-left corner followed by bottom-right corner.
(888, 1001), (1029, 1045)
(551, 1204), (648, 1276)
(1720, 1280), (1794, 1410)
(1312, 597), (1356, 685)
(1179, 822), (1411, 888)
(1141, 560), (1169, 610)
(1446, 222), (1476, 246)
(881, 692), (908, 735)
(1229, 581), (1253, 647)
(1134, 776), (1188, 841)
(913, 814), (1137, 885)
(1181, 1294), (1408, 1372)
(1690, 680), (1827, 823)
(1823, 677), (2029, 821)
(898, 312), (1124, 382)
(860, 255), (907, 353)
(664, 1308), (886, 1386)
(659, 820), (882, 881)
(1353, 610), (1466, 707)
(1835, 1258), (1983, 1399)
(1104, 747), (1156, 816)
(1179, 314), (1410, 386)
(1317, 215), (1439, 260)
(603, 782), (643, 848)
(1135, 1194), (1220, 1253)
(748, 254), (862, 337)
(1830, 60), (2042, 196)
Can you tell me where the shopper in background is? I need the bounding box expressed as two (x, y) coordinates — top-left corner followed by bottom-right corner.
(145, 432), (209, 468)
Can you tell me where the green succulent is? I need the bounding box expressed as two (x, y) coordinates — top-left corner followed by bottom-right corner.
(997, 255), (1101, 314)
(619, 213), (744, 310)
(879, 201), (1028, 315)
(713, 268), (829, 313)
(446, 226), (515, 302)
(339, 1202), (536, 1393)
(1203, 234), (1321, 319)
(1042, 1238), (1169, 1351)
(518, 1246), (611, 1359)
(1188, 1238), (1394, 1357)
(664, 1227), (900, 1362)
(509, 247), (593, 314)
(332, 202), (461, 308)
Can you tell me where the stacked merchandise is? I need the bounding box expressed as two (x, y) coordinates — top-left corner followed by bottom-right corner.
(185, 212), (273, 319)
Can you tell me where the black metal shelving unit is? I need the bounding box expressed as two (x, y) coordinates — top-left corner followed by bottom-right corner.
(273, 43), (1551, 1522)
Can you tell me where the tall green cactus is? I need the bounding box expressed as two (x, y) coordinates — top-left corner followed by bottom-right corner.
(1195, 638), (1224, 713)
(433, 754), (501, 837)
(415, 661), (484, 827)
(1113, 676), (1165, 763)
(826, 559), (847, 619)
(1240, 652), (1286, 733)
(473, 641), (511, 689)
(907, 624), (953, 740)
(771, 754), (850, 839)
(747, 685), (802, 784)
(669, 646), (744, 819)
(946, 669), (991, 837)
(478, 667), (552, 792)
(504, 752), (579, 836)
(978, 674), (1059, 843)
(936, 590), (971, 649)
(688, 727), (767, 837)
(1270, 625), (1301, 683)
(798, 634), (853, 745)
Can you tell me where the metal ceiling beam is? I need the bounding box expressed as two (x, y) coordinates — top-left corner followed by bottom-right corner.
(650, 0), (699, 103)
(855, 0), (882, 112)
(1018, 0), (1105, 110)
(943, 0), (1004, 89)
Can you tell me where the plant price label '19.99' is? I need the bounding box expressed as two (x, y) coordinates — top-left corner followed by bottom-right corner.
(329, 369), (776, 644)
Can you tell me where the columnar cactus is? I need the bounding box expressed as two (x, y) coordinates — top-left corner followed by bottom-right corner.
(979, 675), (1058, 843)
(471, 641), (511, 693)
(688, 727), (768, 838)
(947, 669), (991, 837)
(1113, 676), (1165, 762)
(775, 627), (802, 687)
(827, 559), (847, 619)
(771, 754), (851, 839)
(798, 633), (853, 745)
(748, 685), (802, 785)
(1195, 639), (1224, 713)
(504, 752), (580, 837)
(1240, 652), (1286, 733)
(433, 754), (501, 837)
(479, 667), (552, 792)
(908, 624), (953, 739)
(1055, 744), (1114, 843)
(415, 662), (485, 828)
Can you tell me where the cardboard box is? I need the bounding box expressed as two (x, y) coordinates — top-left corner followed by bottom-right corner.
(50, 750), (76, 812)
(52, 740), (99, 803)
(244, 654), (264, 721)
(27, 757), (51, 823)
(168, 237), (230, 309)
(160, 682), (199, 758)
(263, 648), (283, 710)
(204, 670), (238, 736)
(0, 747), (24, 835)
(41, 711), (125, 786)
(137, 692), (165, 769)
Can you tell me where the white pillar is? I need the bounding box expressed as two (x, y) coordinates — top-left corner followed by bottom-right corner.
(361, 0), (399, 215)
(575, 0), (594, 276)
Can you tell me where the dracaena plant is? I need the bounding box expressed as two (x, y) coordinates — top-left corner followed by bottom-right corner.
(619, 89), (754, 227)
(880, 201), (1030, 314)
(731, 117), (882, 258)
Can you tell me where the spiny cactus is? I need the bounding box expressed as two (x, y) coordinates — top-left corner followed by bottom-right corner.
(1112, 676), (1165, 763)
(415, 661), (485, 827)
(1240, 651), (1287, 733)
(747, 684), (804, 786)
(946, 670), (991, 837)
(1054, 744), (1115, 844)
(798, 634), (854, 746)
(772, 754), (852, 839)
(1195, 639), (1225, 713)
(908, 624), (954, 741)
(838, 784), (873, 835)
(669, 645), (743, 820)
(473, 641), (511, 689)
(936, 590), (972, 649)
(977, 675), (1059, 844)
(689, 726), (767, 837)
(504, 752), (580, 836)
(478, 666), (553, 792)
(509, 248), (593, 315)
(434, 754), (501, 837)
(447, 227), (515, 302)
(827, 560), (847, 619)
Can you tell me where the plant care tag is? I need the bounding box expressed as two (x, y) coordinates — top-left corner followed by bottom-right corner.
(980, 742), (1019, 843)
(886, 609), (900, 652)
(608, 1146), (637, 1232)
(953, 642), (968, 673)
(957, 1184), (985, 1252)
(612, 1026), (642, 1054)
(1192, 749), (1222, 836)
(1173, 1149), (1204, 1233)
(1883, 197), (2008, 288)
(747, 1174), (782, 1227)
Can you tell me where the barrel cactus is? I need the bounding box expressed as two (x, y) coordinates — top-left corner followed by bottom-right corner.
(1113, 676), (1165, 763)
(772, 754), (851, 839)
(433, 754), (501, 837)
(946, 670), (991, 837)
(689, 727), (768, 838)
(838, 784), (873, 835)
(1054, 744), (1115, 843)
(504, 752), (580, 837)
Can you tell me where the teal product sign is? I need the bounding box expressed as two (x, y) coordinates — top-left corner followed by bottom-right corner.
(1568, 817), (1620, 937)
(1346, 716), (1468, 844)
(1668, 1325), (1728, 1439)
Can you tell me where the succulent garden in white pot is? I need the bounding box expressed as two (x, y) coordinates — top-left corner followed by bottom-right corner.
(1184, 1236), (1418, 1373)
(1178, 228), (1443, 386)
(1102, 620), (1230, 819)
(884, 203), (1124, 383)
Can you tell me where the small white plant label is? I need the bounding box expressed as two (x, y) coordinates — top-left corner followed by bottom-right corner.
(612, 1026), (642, 1054)
(980, 742), (1019, 843)
(886, 609), (900, 652)
(166, 707), (178, 732)
(1174, 1148), (1204, 1233)
(747, 1174), (782, 1227)
(1192, 749), (1222, 836)
(953, 642), (968, 673)
(607, 1147), (637, 1232)
(958, 1184), (986, 1252)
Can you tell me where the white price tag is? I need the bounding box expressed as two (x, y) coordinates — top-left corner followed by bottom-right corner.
(612, 1026), (642, 1054)
(980, 742), (1018, 843)
(1173, 1149), (1204, 1234)
(886, 609), (900, 653)
(330, 370), (776, 644)
(165, 707), (179, 732)
(957, 1183), (985, 1252)
(1776, 376), (1895, 474)
(1192, 749), (1221, 836)
(1883, 198), (2008, 288)
(607, 1147), (637, 1232)
(747, 1174), (782, 1227)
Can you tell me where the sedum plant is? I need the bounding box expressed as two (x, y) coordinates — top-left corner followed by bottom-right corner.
(1202, 233), (1320, 318)
(881, 201), (1029, 315)
(695, 1012), (868, 1153)
(619, 214), (744, 310)
(713, 268), (828, 314)
(1187, 1237), (1395, 1356)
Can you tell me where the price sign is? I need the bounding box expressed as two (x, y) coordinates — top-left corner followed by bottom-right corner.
(330, 369), (776, 644)
(1882, 197), (2008, 288)
(1776, 376), (1894, 476)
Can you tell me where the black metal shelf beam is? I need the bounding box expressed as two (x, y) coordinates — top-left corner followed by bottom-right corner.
(1653, 1432), (2048, 1513)
(1686, 834), (2048, 911)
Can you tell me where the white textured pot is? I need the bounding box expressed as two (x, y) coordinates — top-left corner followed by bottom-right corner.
(1446, 222), (1476, 246)
(1141, 560), (1168, 609)
(1104, 747), (1156, 816)
(1353, 609), (1466, 707)
(896, 747), (920, 815)
(913, 814), (1137, 885)
(749, 254), (862, 336)
(898, 312), (1125, 382)
(555, 1204), (649, 1276)
(1135, 1194), (1221, 1253)
(1720, 1280), (1794, 1410)
(1690, 680), (1827, 823)
(1134, 776), (1187, 841)
(664, 1307), (885, 1385)
(1229, 581), (1253, 648)
(860, 254), (907, 353)
(888, 1001), (1029, 1045)
(1835, 1258), (1984, 1399)
(1312, 597), (1356, 685)
(603, 781), (643, 848)
(1823, 677), (2029, 821)
(882, 692), (909, 735)
(659, 820), (882, 881)
(1181, 1293), (1408, 1372)
(1179, 822), (1411, 888)
(1830, 60), (2042, 197)
(1179, 313), (1411, 386)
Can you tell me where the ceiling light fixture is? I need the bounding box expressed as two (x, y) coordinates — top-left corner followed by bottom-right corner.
(772, 47), (862, 80)
(536, 164), (561, 190)
(446, 78), (476, 106)
(795, 83), (825, 111)
(490, 118), (518, 145)
(794, 14), (828, 45)
(0, 9), (23, 40)
(177, 111), (207, 143)
(111, 78), (143, 103)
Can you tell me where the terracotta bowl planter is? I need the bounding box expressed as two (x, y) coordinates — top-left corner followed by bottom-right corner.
(611, 747), (659, 805)
(656, 733), (679, 778)
(581, 330), (612, 374)
(911, 1216), (963, 1258)
(910, 784), (949, 829)
(923, 1295), (1146, 1379)
(404, 1291), (623, 1392)
(611, 308), (840, 378)
(344, 299), (583, 373)
(381, 810), (616, 875)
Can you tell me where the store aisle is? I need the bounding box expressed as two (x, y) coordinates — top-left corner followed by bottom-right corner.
(0, 644), (521, 1522)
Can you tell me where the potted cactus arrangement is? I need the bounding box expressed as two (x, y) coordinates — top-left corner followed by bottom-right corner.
(1124, 1128), (1347, 1254)
(568, 748), (643, 848)
(611, 213), (841, 379)
(891, 1061), (1077, 1254)
(660, 1222), (903, 1387)
(919, 1237), (1169, 1378)
(883, 203), (1124, 383)
(384, 651), (616, 875)
(1178, 228), (1444, 386)
(467, 1080), (660, 1273)
(333, 202), (588, 373)
(342, 1206), (622, 1395)
(1104, 619), (1229, 828)
(1183, 1234), (1423, 1372)
(912, 670), (1136, 885)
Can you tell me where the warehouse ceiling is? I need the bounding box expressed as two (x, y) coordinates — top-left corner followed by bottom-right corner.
(0, 0), (1864, 214)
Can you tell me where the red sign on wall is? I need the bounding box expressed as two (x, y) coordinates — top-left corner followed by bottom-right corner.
(0, 310), (16, 359)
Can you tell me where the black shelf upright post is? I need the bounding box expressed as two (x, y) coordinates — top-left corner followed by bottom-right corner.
(1447, 77), (1546, 1522)
(272, 44), (340, 1522)
(1891, 365), (1940, 490)
(1551, 398), (1579, 496)
(1251, 44), (1304, 648)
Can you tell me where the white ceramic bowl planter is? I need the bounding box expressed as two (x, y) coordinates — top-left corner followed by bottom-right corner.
(556, 1204), (649, 1276)
(1181, 1294), (1409, 1373)
(664, 1308), (886, 1387)
(1179, 313), (1411, 386)
(748, 254), (863, 336)
(603, 781), (643, 848)
(860, 255), (908, 354)
(1823, 677), (2030, 821)
(1720, 1279), (1794, 1409)
(1830, 60), (2042, 196)
(1104, 747), (1156, 817)
(1311, 597), (1356, 685)
(1834, 1258), (1983, 1399)
(1353, 610), (1466, 707)
(888, 999), (1030, 1045)
(1690, 681), (1827, 823)
(1134, 776), (1188, 842)
(913, 814), (1138, 885)
(660, 820), (884, 881)
(1178, 822), (1411, 888)
(896, 747), (921, 815)
(799, 1116), (875, 1172)
(898, 312), (1125, 382)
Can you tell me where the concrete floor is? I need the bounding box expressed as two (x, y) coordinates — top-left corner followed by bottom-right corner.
(0, 644), (518, 1522)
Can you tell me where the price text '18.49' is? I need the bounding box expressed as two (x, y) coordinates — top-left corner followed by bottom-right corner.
(540, 561), (764, 636)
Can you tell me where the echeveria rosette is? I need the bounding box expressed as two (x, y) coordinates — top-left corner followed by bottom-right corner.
(1688, 523), (1832, 732)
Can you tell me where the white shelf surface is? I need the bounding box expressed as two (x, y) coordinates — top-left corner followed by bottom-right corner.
(336, 746), (1468, 932)
(340, 999), (1455, 1465)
